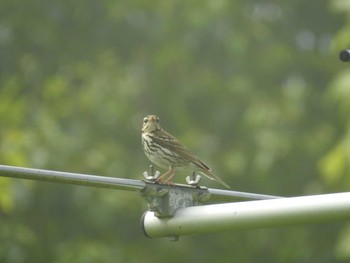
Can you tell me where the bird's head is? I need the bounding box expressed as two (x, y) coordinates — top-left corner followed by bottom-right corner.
(142, 115), (161, 133)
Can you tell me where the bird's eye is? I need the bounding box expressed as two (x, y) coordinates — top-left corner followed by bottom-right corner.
(143, 118), (148, 124)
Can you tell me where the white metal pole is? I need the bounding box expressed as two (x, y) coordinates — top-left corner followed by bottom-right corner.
(142, 192), (350, 239)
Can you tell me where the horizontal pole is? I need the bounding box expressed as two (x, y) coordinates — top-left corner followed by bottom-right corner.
(142, 192), (350, 238)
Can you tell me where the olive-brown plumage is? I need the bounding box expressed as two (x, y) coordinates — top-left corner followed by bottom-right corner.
(141, 115), (230, 188)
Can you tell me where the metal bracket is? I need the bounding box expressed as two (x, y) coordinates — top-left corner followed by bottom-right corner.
(140, 186), (201, 217)
(141, 166), (209, 218)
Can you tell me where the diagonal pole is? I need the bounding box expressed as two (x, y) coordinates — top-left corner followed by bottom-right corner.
(0, 164), (145, 191)
(0, 164), (280, 203)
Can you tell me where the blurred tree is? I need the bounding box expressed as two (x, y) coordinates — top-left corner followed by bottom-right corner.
(0, 0), (348, 262)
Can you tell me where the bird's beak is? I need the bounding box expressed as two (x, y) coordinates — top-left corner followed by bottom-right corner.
(142, 123), (148, 132)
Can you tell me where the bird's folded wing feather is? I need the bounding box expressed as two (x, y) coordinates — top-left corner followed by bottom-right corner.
(151, 130), (211, 170)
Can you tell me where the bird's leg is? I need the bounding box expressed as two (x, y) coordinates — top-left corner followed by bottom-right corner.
(155, 166), (173, 183)
(164, 169), (176, 184)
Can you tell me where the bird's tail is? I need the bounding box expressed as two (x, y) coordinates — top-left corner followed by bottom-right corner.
(199, 169), (231, 189)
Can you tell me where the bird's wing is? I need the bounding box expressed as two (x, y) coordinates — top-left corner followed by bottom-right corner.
(152, 129), (231, 189)
(151, 129), (211, 170)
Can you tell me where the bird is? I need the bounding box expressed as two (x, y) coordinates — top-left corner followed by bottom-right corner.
(141, 115), (230, 188)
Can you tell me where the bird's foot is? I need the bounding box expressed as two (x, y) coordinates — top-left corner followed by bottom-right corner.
(155, 177), (163, 183)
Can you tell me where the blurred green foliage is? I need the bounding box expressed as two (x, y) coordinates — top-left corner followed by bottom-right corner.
(0, 0), (350, 262)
